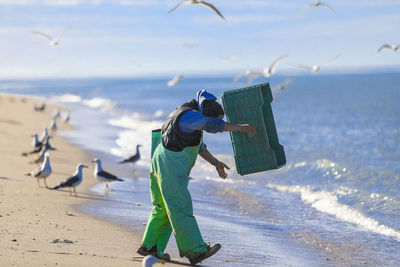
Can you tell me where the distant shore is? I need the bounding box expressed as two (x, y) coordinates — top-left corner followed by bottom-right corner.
(0, 94), (181, 266)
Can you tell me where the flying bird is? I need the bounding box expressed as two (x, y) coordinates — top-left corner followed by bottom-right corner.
(233, 70), (262, 84)
(32, 27), (71, 46)
(51, 164), (87, 197)
(91, 158), (124, 190)
(169, 0), (225, 21)
(26, 152), (52, 188)
(167, 74), (184, 87)
(300, 1), (336, 16)
(119, 145), (142, 164)
(287, 53), (342, 74)
(274, 78), (293, 91)
(376, 43), (400, 54)
(263, 54), (289, 78)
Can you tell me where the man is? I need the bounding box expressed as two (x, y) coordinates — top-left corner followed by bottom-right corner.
(137, 90), (256, 265)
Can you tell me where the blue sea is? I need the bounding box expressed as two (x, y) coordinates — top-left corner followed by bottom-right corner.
(2, 72), (400, 266)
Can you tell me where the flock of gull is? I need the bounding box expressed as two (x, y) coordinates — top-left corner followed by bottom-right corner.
(24, 106), (141, 197)
(31, 0), (398, 93)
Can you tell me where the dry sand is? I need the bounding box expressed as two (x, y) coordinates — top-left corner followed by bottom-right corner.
(0, 94), (183, 266)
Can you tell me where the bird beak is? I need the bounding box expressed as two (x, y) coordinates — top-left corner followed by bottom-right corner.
(83, 165), (88, 168)
(90, 160), (96, 163)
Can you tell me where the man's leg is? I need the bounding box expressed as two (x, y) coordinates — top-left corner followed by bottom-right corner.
(141, 172), (172, 257)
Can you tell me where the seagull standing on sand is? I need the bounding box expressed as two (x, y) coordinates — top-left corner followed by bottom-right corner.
(376, 43), (400, 54)
(300, 1), (336, 16)
(51, 164), (88, 197)
(32, 27), (71, 46)
(49, 118), (57, 131)
(63, 112), (71, 123)
(263, 54), (289, 78)
(169, 0), (225, 21)
(32, 145), (48, 165)
(167, 74), (184, 87)
(43, 136), (55, 151)
(287, 53), (342, 74)
(30, 133), (43, 153)
(34, 103), (46, 111)
(119, 145), (142, 164)
(40, 127), (48, 143)
(91, 158), (124, 190)
(26, 152), (52, 188)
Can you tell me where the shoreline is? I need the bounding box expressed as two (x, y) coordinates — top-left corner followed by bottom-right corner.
(0, 94), (181, 266)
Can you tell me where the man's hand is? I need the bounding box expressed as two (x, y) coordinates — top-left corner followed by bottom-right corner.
(213, 161), (230, 179)
(240, 124), (256, 137)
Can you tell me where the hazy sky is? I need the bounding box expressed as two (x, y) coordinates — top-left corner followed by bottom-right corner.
(1, 0), (399, 78)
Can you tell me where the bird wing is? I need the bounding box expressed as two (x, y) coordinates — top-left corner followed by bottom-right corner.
(320, 53), (342, 66)
(57, 26), (72, 40)
(30, 166), (42, 178)
(376, 44), (391, 53)
(247, 72), (263, 83)
(287, 63), (313, 70)
(200, 1), (225, 20)
(269, 54), (289, 74)
(168, 0), (185, 13)
(32, 31), (53, 41)
(98, 171), (120, 181)
(59, 176), (80, 188)
(319, 2), (337, 14)
(299, 4), (312, 17)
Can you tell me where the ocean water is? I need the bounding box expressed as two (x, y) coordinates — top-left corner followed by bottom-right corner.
(2, 72), (400, 266)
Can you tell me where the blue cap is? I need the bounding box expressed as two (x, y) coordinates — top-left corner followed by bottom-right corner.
(196, 89), (217, 113)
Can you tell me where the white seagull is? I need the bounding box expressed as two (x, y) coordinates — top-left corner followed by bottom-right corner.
(300, 1), (336, 16)
(287, 53), (342, 74)
(376, 43), (400, 54)
(26, 152), (52, 188)
(52, 164), (88, 197)
(263, 54), (289, 78)
(169, 0), (225, 21)
(30, 133), (43, 154)
(167, 74), (184, 87)
(142, 255), (162, 267)
(119, 145), (142, 164)
(91, 158), (124, 190)
(32, 27), (71, 46)
(32, 145), (48, 165)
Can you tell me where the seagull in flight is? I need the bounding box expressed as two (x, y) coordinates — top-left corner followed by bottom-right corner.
(233, 70), (262, 84)
(26, 152), (52, 188)
(300, 1), (336, 16)
(33, 27), (71, 46)
(92, 158), (124, 190)
(376, 43), (400, 54)
(263, 54), (289, 78)
(169, 0), (225, 21)
(119, 145), (142, 164)
(167, 74), (184, 87)
(287, 53), (342, 74)
(51, 164), (87, 197)
(274, 78), (293, 91)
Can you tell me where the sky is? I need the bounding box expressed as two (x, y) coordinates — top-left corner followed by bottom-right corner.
(1, 0), (400, 78)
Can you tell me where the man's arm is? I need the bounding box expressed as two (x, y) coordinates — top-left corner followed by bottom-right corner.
(199, 148), (230, 179)
(224, 122), (256, 137)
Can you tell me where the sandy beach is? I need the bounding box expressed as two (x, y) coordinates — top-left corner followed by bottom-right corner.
(0, 94), (182, 266)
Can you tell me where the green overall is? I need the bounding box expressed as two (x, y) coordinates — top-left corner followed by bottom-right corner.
(142, 132), (208, 259)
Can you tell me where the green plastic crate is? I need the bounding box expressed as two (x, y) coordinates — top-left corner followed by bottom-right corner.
(222, 83), (286, 175)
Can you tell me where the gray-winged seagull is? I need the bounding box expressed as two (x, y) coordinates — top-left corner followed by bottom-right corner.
(32, 27), (71, 46)
(52, 164), (88, 197)
(169, 0), (225, 21)
(91, 158), (124, 190)
(119, 145), (142, 164)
